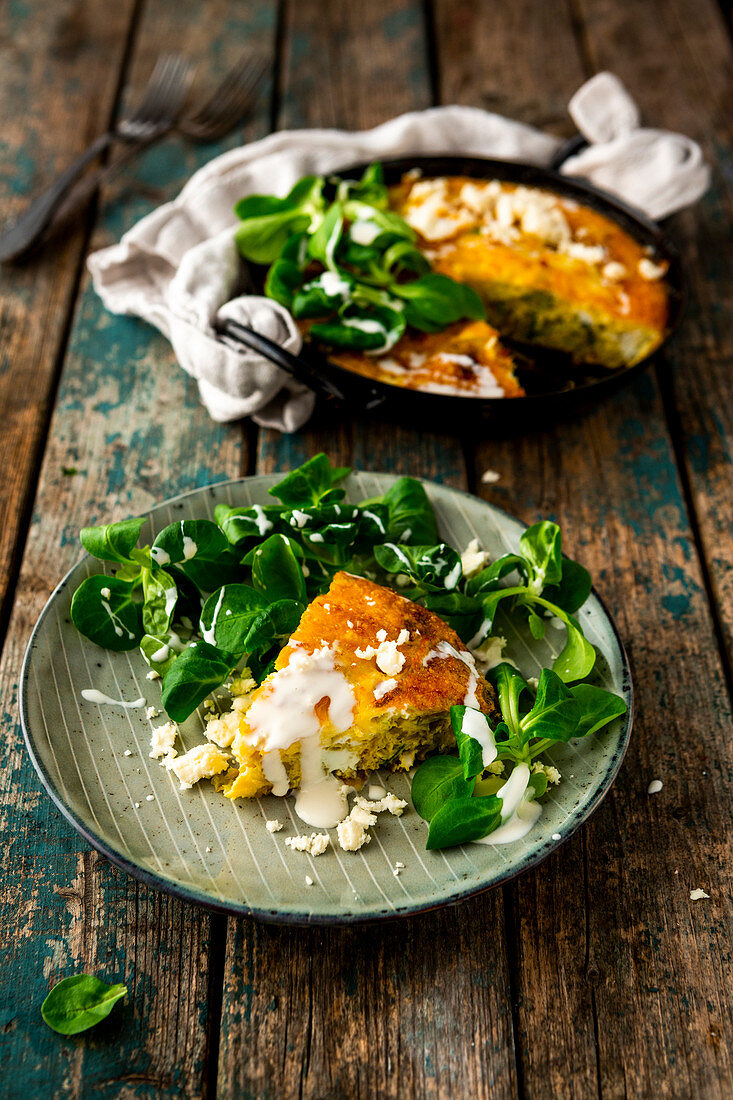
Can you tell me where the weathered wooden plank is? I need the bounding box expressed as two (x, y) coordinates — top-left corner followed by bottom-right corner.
(221, 3), (518, 1098)
(0, 0), (138, 639)
(573, 0), (733, 703)
(0, 2), (278, 1094)
(432, 2), (733, 1094)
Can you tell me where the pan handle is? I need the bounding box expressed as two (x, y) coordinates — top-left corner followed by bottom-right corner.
(549, 132), (588, 172)
(213, 316), (347, 404)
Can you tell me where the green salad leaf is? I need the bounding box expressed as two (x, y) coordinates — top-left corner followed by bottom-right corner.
(233, 162), (487, 353)
(69, 454), (625, 753)
(41, 974), (127, 1035)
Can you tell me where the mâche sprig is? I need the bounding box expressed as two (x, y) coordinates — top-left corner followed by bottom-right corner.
(234, 163), (485, 354)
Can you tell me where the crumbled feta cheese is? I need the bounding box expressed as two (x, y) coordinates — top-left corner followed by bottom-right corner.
(395, 861), (405, 869)
(532, 762), (562, 786)
(355, 793), (407, 816)
(690, 888), (710, 900)
(337, 817), (372, 851)
(347, 620), (354, 628)
(205, 846), (212, 853)
(349, 805), (378, 828)
(563, 240), (606, 265)
(461, 537), (490, 577)
(123, 749), (132, 757)
(134, 802), (140, 809)
(469, 635), (506, 672)
(602, 261), (626, 281)
(265, 819), (283, 833)
(393, 867), (402, 876)
(376, 628), (387, 642)
(305, 876), (314, 887)
(285, 833), (330, 856)
(396, 628), (410, 645)
(149, 721), (178, 760)
(146, 669), (160, 681)
(356, 637), (406, 676)
(647, 779), (663, 794)
(145, 706), (160, 720)
(145, 795), (155, 802)
(481, 469), (501, 484)
(164, 744), (230, 790)
(375, 640), (405, 676)
(638, 257), (666, 281)
(204, 712), (238, 748)
(552, 832), (562, 840)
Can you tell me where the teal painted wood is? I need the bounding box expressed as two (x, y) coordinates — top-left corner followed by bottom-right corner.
(0, 2), (279, 1096)
(0, 0), (140, 637)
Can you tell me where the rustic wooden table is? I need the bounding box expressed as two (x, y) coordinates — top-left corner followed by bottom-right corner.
(1, 1), (731, 1096)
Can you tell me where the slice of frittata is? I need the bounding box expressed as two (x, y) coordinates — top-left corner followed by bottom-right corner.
(207, 572), (499, 822)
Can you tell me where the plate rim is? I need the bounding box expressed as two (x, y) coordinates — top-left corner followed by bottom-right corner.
(20, 472), (634, 925)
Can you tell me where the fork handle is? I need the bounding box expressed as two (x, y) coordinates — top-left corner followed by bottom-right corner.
(0, 131), (118, 262)
(40, 136), (161, 244)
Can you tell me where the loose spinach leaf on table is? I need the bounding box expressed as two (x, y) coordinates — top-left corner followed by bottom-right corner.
(41, 974), (127, 1036)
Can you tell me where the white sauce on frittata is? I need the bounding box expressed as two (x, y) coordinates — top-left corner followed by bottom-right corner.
(244, 644), (356, 827)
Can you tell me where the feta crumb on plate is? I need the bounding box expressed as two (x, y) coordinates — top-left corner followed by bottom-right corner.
(146, 669), (161, 681)
(265, 819), (283, 833)
(337, 817), (372, 852)
(145, 706), (160, 720)
(164, 743), (230, 790)
(355, 793), (407, 816)
(149, 721), (178, 760)
(690, 888), (710, 900)
(285, 833), (330, 856)
(305, 876), (314, 887)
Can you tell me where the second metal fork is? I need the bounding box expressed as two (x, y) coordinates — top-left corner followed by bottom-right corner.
(0, 54), (192, 263)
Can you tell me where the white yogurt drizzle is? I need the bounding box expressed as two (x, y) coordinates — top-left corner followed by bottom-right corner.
(250, 504), (273, 536)
(81, 689), (146, 709)
(423, 640), (480, 708)
(100, 599), (135, 640)
(244, 645), (356, 827)
(461, 707), (497, 768)
(180, 522), (197, 561)
(473, 763), (542, 845)
(202, 587), (226, 645)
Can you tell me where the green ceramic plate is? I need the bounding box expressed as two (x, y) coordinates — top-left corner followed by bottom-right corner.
(20, 473), (632, 924)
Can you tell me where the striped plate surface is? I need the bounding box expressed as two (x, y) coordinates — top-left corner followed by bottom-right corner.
(20, 473), (632, 924)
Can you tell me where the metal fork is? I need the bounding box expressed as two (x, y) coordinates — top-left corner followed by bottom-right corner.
(24, 54), (269, 256)
(0, 54), (192, 262)
(179, 53), (269, 142)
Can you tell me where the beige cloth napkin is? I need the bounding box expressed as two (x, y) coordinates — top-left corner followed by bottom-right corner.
(88, 72), (708, 432)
